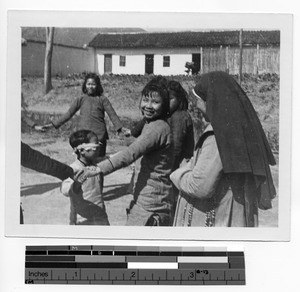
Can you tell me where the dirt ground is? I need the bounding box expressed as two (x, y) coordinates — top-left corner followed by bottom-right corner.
(21, 132), (278, 227)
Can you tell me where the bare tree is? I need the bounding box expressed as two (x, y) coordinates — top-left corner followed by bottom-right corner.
(44, 27), (55, 94)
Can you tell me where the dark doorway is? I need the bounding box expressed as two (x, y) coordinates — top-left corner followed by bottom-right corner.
(145, 54), (154, 74)
(104, 54), (112, 74)
(192, 53), (201, 74)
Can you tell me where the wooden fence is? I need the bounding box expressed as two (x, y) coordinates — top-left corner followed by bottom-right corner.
(201, 45), (280, 75)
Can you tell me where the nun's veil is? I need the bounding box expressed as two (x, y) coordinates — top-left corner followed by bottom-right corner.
(193, 71), (276, 210)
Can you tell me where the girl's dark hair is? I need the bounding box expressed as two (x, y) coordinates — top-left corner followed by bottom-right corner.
(69, 130), (97, 156)
(82, 73), (104, 96)
(141, 76), (170, 118)
(167, 80), (188, 111)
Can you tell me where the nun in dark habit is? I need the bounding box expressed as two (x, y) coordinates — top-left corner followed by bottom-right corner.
(171, 71), (276, 227)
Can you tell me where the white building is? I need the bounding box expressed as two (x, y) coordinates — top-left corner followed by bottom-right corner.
(89, 30), (280, 76)
(94, 48), (198, 75)
(21, 29), (280, 77)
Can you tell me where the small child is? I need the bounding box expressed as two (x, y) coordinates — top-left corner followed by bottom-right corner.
(61, 130), (110, 225)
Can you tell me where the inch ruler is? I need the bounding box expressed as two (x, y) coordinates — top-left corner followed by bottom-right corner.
(25, 245), (245, 285)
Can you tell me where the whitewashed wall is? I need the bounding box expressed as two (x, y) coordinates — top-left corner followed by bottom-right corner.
(22, 42), (94, 77)
(94, 46), (280, 76)
(154, 54), (192, 75)
(111, 55), (145, 75)
(96, 54), (105, 75)
(95, 48), (196, 75)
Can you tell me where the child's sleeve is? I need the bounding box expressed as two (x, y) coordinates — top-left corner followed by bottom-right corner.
(97, 123), (163, 175)
(102, 96), (123, 131)
(52, 96), (82, 129)
(60, 178), (74, 197)
(130, 118), (146, 138)
(61, 177), (83, 197)
(60, 164), (82, 197)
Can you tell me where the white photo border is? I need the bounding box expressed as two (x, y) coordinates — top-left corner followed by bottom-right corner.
(5, 10), (292, 241)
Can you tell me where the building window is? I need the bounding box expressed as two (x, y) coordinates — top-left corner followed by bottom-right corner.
(163, 56), (170, 67)
(119, 56), (126, 67)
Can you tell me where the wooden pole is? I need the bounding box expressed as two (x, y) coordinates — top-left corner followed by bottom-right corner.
(239, 29), (243, 84)
(200, 47), (203, 74)
(219, 45), (222, 71)
(44, 27), (55, 94)
(93, 47), (97, 73)
(256, 44), (260, 76)
(226, 46), (229, 73)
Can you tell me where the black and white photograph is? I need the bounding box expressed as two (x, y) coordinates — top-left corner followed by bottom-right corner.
(2, 2), (300, 291)
(4, 11), (292, 240)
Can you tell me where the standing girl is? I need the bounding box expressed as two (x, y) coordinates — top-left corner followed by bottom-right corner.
(125, 79), (194, 212)
(171, 71), (276, 227)
(43, 73), (125, 156)
(43, 73), (127, 192)
(83, 77), (174, 226)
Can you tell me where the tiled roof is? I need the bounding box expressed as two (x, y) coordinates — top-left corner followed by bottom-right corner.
(89, 30), (280, 49)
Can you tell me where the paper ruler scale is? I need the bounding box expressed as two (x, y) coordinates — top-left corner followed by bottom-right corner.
(25, 246), (245, 285)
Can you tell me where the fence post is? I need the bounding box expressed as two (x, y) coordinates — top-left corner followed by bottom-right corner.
(256, 44), (260, 76)
(200, 47), (203, 74)
(226, 46), (229, 73)
(219, 45), (222, 71)
(239, 29), (243, 84)
(93, 47), (97, 74)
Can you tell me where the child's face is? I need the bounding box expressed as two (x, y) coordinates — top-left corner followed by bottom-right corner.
(169, 90), (180, 114)
(86, 78), (97, 95)
(141, 91), (164, 121)
(80, 136), (100, 163)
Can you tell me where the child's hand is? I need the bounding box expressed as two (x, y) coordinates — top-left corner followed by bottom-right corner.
(122, 127), (131, 137)
(117, 127), (131, 137)
(73, 169), (87, 184)
(74, 167), (102, 183)
(34, 125), (46, 132)
(40, 123), (53, 131)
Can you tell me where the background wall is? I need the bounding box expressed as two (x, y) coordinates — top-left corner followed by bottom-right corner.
(22, 42), (94, 77)
(154, 53), (191, 75)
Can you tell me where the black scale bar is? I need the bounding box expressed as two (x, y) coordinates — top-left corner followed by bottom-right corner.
(25, 268), (245, 284)
(25, 246), (245, 285)
(26, 262), (128, 268)
(92, 251), (113, 255)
